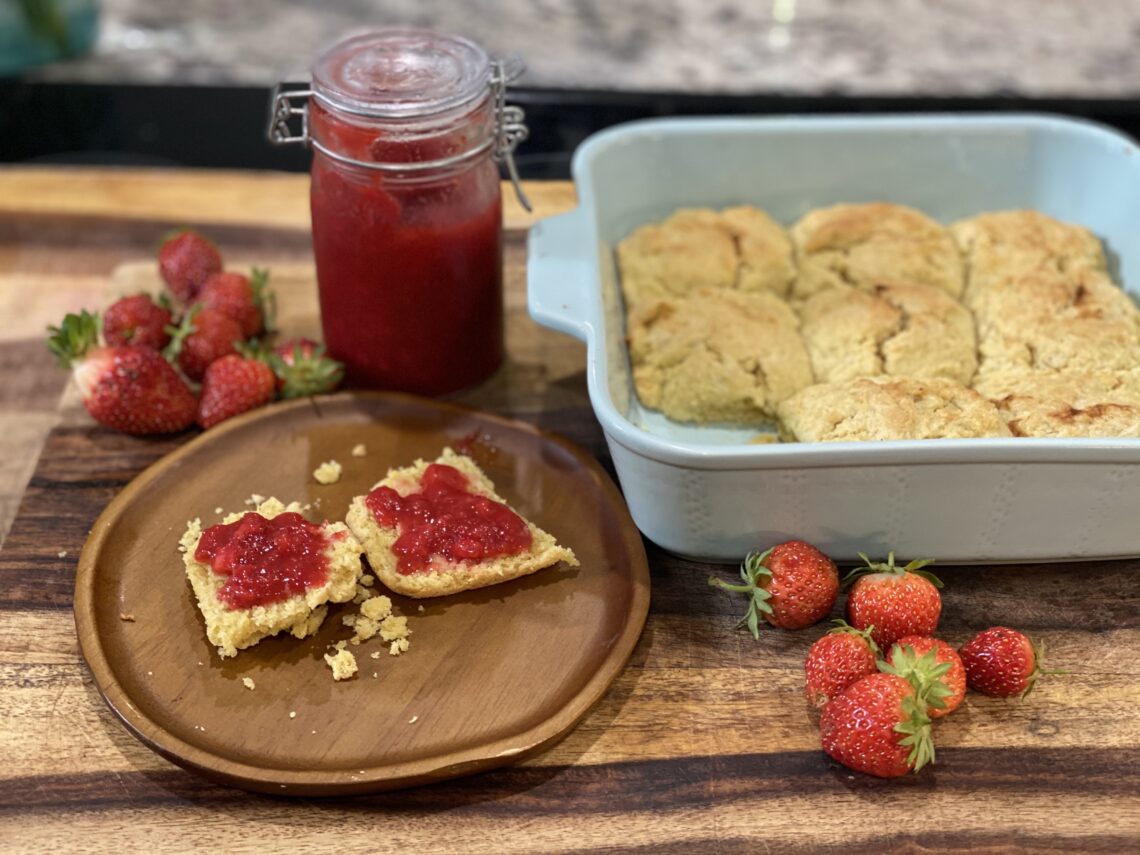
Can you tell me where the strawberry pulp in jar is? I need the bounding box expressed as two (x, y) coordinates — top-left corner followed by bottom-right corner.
(307, 30), (507, 394)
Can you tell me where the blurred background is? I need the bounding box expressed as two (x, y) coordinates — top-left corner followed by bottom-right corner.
(3, 0), (1140, 178)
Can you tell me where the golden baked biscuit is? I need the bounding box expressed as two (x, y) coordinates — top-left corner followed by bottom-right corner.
(951, 210), (1106, 307)
(181, 498), (364, 659)
(799, 282), (977, 385)
(345, 448), (578, 599)
(616, 206), (795, 306)
(974, 370), (1140, 438)
(790, 202), (964, 301)
(720, 205), (796, 297)
(972, 269), (1140, 377)
(629, 288), (814, 424)
(777, 376), (1012, 442)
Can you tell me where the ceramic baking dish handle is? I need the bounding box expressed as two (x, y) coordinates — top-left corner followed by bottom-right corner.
(526, 209), (596, 345)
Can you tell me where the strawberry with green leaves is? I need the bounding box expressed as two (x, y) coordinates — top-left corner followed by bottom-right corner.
(102, 293), (174, 350)
(819, 672), (935, 778)
(959, 627), (1052, 698)
(165, 305), (244, 382)
(844, 552), (943, 649)
(881, 636), (966, 718)
(47, 310), (196, 435)
(158, 229), (222, 305)
(196, 352), (277, 429)
(270, 338), (345, 398)
(804, 620), (880, 708)
(198, 268), (274, 339)
(709, 540), (839, 635)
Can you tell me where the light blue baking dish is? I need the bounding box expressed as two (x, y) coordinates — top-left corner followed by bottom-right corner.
(528, 114), (1140, 563)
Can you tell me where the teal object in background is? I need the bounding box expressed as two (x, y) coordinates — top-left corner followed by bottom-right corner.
(0, 0), (99, 75)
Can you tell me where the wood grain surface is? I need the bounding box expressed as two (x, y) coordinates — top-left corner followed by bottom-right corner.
(2, 167), (1140, 853)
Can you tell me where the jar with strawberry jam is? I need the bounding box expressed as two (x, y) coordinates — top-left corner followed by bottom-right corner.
(268, 29), (529, 395)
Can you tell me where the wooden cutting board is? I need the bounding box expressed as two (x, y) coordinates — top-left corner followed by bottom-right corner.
(1, 167), (1139, 853)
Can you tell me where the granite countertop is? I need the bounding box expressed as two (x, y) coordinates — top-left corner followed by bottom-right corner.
(26, 0), (1140, 97)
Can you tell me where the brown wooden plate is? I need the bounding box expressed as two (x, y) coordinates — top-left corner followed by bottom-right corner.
(74, 392), (650, 795)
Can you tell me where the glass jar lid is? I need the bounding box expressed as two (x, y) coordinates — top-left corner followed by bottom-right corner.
(312, 28), (491, 119)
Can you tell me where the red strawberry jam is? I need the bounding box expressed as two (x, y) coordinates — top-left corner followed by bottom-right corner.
(194, 512), (331, 609)
(365, 462), (532, 574)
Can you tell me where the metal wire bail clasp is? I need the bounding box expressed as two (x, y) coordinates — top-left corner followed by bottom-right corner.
(491, 58), (531, 212)
(267, 84), (312, 146)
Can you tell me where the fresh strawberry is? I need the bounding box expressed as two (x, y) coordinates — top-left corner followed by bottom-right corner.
(196, 353), (277, 429)
(158, 229), (222, 305)
(165, 306), (244, 382)
(804, 620), (880, 708)
(709, 540), (839, 635)
(819, 672), (935, 778)
(47, 310), (196, 435)
(198, 268), (274, 338)
(102, 293), (174, 349)
(959, 627), (1050, 698)
(270, 338), (345, 398)
(882, 636), (966, 718)
(844, 552), (943, 649)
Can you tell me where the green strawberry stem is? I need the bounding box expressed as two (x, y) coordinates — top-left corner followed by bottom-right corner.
(895, 692), (935, 772)
(842, 551), (943, 588)
(250, 267), (277, 334)
(162, 304), (200, 363)
(880, 643), (954, 711)
(46, 309), (100, 368)
(827, 618), (881, 655)
(707, 548), (775, 640)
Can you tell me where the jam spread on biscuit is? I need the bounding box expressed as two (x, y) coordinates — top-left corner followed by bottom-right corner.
(365, 463), (532, 574)
(195, 512), (331, 608)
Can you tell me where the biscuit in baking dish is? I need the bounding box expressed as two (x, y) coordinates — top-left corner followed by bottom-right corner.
(974, 370), (1140, 438)
(180, 498), (364, 658)
(777, 376), (1012, 442)
(616, 205), (795, 306)
(628, 287), (814, 424)
(345, 448), (578, 599)
(972, 268), (1140, 378)
(950, 209), (1107, 308)
(790, 202), (964, 301)
(798, 282), (977, 385)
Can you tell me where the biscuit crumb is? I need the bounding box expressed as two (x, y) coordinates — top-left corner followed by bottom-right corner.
(351, 443), (367, 457)
(57, 550), (68, 558)
(379, 615), (409, 642)
(245, 494), (266, 507)
(373, 672), (378, 678)
(417, 605), (424, 612)
(324, 648), (358, 680)
(242, 677), (255, 691)
(408, 715), (419, 724)
(289, 711), (296, 719)
(313, 460), (343, 485)
(360, 574), (375, 587)
(389, 638), (410, 656)
(214, 506), (223, 515)
(120, 613), (136, 622)
(370, 651), (381, 660)
(361, 595), (393, 620)
(147, 671), (153, 676)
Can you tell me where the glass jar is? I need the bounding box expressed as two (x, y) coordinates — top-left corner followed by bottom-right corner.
(269, 29), (528, 395)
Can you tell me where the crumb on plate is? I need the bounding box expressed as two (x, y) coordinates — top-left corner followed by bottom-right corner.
(313, 460), (343, 485)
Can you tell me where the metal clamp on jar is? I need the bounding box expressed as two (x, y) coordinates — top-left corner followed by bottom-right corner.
(267, 28), (530, 395)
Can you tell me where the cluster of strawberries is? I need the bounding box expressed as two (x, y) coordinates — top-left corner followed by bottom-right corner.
(710, 541), (1050, 779)
(47, 230), (344, 435)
